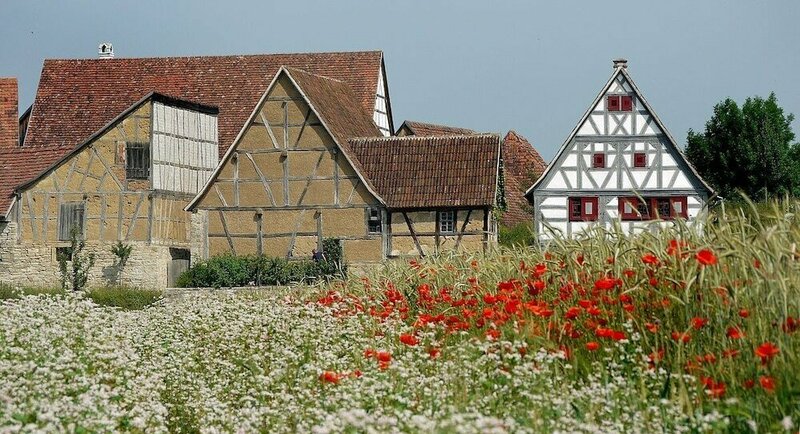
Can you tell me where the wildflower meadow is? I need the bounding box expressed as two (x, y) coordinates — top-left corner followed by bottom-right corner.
(1, 201), (799, 433)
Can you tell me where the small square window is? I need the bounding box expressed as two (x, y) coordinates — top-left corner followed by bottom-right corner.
(592, 153), (606, 169)
(633, 152), (647, 168)
(607, 95), (621, 111)
(439, 211), (455, 233)
(367, 207), (382, 234)
(670, 197), (688, 219)
(621, 95), (633, 111)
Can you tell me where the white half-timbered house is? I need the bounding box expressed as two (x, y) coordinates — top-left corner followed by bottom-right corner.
(526, 59), (713, 240)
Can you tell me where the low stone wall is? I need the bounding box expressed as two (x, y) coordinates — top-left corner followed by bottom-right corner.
(0, 224), (177, 289)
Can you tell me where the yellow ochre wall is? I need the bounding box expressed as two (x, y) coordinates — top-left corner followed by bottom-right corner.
(193, 74), (384, 263)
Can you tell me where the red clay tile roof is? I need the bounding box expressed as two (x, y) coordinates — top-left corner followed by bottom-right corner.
(0, 51), (384, 217)
(0, 78), (18, 150)
(501, 130), (547, 226)
(348, 134), (500, 209)
(397, 120), (477, 137)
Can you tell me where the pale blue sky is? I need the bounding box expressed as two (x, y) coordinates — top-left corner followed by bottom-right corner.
(1, 1), (798, 160)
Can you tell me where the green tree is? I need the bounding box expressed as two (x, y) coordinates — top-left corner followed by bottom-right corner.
(686, 93), (797, 199)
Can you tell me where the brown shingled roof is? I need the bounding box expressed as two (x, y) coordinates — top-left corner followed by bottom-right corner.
(501, 130), (547, 226)
(397, 120), (477, 136)
(348, 134), (500, 209)
(0, 51), (384, 217)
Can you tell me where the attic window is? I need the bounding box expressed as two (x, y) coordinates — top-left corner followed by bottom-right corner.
(592, 153), (606, 169)
(607, 95), (633, 112)
(633, 152), (647, 168)
(126, 142), (150, 180)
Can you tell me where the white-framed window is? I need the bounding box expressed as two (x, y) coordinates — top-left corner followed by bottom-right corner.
(367, 207), (382, 234)
(439, 210), (455, 233)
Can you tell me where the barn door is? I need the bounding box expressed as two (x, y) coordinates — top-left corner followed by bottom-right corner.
(168, 248), (191, 287)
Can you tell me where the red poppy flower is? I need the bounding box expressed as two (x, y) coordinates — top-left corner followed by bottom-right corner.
(376, 351), (392, 363)
(671, 331), (691, 343)
(320, 371), (341, 384)
(594, 277), (617, 291)
(610, 330), (626, 341)
(399, 334), (419, 346)
(783, 317), (799, 334)
(428, 347), (441, 359)
(738, 309), (750, 318)
(586, 341), (600, 351)
(364, 348), (376, 359)
(486, 329), (501, 340)
(623, 269), (636, 278)
(641, 253), (659, 265)
(755, 342), (780, 364)
(705, 379), (726, 399)
(743, 379), (755, 389)
(691, 317), (709, 330)
(726, 326), (744, 339)
(722, 348), (739, 358)
(483, 294), (497, 305)
(759, 375), (776, 392)
(565, 306), (582, 320)
(645, 322), (659, 333)
(695, 249), (717, 266)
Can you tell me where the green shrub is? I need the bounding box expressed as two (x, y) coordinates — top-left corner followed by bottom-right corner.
(0, 284), (66, 300)
(499, 222), (537, 247)
(86, 286), (162, 310)
(176, 239), (346, 288)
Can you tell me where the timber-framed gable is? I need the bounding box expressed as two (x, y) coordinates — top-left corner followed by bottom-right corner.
(527, 59), (713, 241)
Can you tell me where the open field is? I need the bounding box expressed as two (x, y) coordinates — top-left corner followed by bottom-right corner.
(1, 202), (799, 433)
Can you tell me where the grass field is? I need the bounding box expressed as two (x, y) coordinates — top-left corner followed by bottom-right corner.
(1, 201), (798, 432)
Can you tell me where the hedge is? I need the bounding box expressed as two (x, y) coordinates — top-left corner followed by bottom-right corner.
(176, 238), (346, 288)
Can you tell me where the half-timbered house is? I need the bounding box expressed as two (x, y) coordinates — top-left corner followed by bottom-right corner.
(0, 51), (392, 287)
(186, 68), (502, 262)
(526, 59), (713, 240)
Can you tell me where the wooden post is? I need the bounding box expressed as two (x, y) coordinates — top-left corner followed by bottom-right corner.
(403, 212), (424, 257)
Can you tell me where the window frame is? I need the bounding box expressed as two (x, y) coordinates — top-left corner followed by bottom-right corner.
(58, 201), (86, 241)
(367, 206), (382, 235)
(633, 152), (647, 168)
(438, 210), (456, 234)
(126, 141), (151, 180)
(568, 197), (599, 222)
(592, 153), (606, 169)
(607, 95), (634, 112)
(619, 196), (688, 221)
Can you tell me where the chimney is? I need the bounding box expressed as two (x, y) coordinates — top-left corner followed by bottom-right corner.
(0, 78), (19, 149)
(613, 58), (628, 69)
(98, 42), (114, 59)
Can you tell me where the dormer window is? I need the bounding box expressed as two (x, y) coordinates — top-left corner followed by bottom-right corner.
(592, 153), (606, 169)
(633, 152), (647, 168)
(607, 95), (633, 112)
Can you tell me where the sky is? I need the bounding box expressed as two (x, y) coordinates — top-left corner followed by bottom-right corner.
(1, 1), (798, 160)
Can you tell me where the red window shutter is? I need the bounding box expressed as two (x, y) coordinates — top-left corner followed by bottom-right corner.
(621, 95), (633, 111)
(607, 95), (620, 111)
(633, 152), (647, 168)
(671, 196), (688, 218)
(619, 197), (649, 221)
(568, 197), (581, 222)
(592, 153), (606, 168)
(584, 197), (599, 221)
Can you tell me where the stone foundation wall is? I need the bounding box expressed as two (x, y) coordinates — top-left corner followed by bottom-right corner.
(0, 224), (179, 289)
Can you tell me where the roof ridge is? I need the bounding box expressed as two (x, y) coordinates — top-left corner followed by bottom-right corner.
(350, 133), (498, 141)
(42, 50), (383, 62)
(284, 66), (344, 83)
